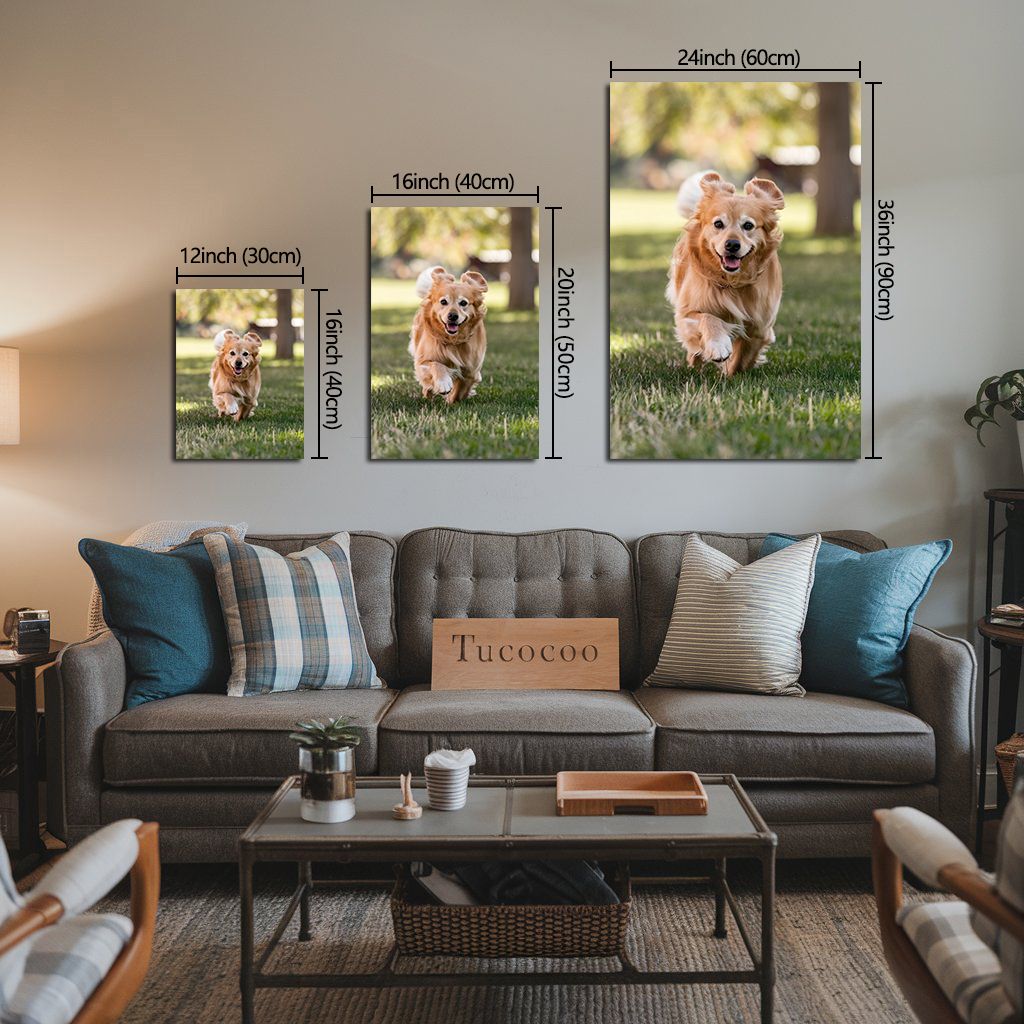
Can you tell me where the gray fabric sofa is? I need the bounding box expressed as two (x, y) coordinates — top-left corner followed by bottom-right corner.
(45, 527), (976, 862)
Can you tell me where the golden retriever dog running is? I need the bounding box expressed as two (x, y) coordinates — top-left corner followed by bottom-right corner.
(667, 170), (785, 377)
(408, 266), (488, 404)
(209, 329), (262, 421)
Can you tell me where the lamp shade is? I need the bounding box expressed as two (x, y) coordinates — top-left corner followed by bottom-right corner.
(0, 348), (20, 444)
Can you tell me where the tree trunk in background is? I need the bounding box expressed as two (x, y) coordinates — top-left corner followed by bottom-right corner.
(507, 207), (535, 311)
(815, 82), (856, 236)
(275, 288), (295, 359)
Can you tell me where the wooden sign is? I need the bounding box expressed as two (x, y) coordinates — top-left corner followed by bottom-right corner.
(430, 618), (620, 691)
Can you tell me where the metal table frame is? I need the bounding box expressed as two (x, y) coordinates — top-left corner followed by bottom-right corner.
(239, 775), (777, 1023)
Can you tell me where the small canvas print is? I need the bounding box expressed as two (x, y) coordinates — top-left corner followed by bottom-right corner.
(370, 206), (539, 460)
(174, 288), (304, 460)
(609, 82), (862, 460)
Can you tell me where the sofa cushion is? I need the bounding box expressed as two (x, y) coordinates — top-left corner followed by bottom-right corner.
(79, 537), (230, 708)
(761, 534), (951, 708)
(636, 688), (934, 784)
(645, 533), (819, 696)
(378, 686), (655, 774)
(103, 689), (396, 785)
(397, 528), (641, 688)
(245, 532), (398, 685)
(633, 530), (886, 679)
(203, 531), (383, 695)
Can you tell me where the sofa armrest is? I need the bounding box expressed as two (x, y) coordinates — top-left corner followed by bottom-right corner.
(44, 631), (128, 843)
(903, 624), (976, 845)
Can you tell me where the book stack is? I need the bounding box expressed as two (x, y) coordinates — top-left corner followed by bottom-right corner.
(990, 603), (1024, 628)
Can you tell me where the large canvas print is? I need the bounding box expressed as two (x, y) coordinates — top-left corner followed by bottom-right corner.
(609, 82), (861, 460)
(370, 206), (539, 460)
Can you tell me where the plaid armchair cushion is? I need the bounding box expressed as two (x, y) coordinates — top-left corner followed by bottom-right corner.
(899, 901), (1014, 1024)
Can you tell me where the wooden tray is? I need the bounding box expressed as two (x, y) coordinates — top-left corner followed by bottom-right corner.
(555, 771), (708, 816)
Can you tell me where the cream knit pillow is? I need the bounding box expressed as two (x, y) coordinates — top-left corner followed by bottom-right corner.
(646, 533), (820, 696)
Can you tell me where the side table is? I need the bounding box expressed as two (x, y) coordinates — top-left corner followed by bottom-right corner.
(0, 640), (65, 875)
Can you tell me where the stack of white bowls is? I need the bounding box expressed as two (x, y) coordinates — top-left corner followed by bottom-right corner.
(424, 764), (471, 811)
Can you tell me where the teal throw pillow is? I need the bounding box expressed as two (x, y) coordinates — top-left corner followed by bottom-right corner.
(79, 538), (229, 708)
(759, 534), (952, 707)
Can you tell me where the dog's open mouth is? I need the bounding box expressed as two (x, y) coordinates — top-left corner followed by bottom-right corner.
(444, 322), (460, 335)
(719, 252), (745, 273)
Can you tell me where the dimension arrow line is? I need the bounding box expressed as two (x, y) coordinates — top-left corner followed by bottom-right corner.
(310, 288), (329, 461)
(371, 191), (540, 202)
(545, 205), (563, 461)
(611, 66), (861, 77)
(175, 272), (304, 280)
(865, 80), (882, 460)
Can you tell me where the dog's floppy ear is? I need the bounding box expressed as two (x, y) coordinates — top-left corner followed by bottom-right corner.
(460, 271), (488, 292)
(699, 172), (735, 199)
(744, 177), (785, 210)
(431, 266), (454, 283)
(242, 332), (263, 349)
(214, 329), (238, 352)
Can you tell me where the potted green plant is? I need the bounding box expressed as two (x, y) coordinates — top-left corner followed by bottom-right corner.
(289, 717), (362, 823)
(964, 368), (1024, 473)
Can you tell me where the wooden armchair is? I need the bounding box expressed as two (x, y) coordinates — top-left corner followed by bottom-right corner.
(0, 820), (159, 1024)
(872, 808), (1023, 1024)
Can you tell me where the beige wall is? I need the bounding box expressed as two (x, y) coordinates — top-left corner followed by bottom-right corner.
(0, 0), (1021, 664)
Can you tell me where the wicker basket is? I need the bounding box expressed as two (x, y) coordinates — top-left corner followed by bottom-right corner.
(995, 734), (1024, 795)
(390, 867), (631, 958)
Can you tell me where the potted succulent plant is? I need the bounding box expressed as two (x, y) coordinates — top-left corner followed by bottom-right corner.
(964, 368), (1024, 474)
(289, 717), (362, 823)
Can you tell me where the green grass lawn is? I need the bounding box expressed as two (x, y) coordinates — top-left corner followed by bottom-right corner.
(175, 338), (304, 460)
(370, 279), (539, 460)
(611, 189), (861, 460)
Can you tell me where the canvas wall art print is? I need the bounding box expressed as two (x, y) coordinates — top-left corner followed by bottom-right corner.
(609, 81), (862, 460)
(175, 288), (304, 460)
(369, 206), (539, 460)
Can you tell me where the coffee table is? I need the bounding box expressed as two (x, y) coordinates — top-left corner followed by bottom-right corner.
(239, 774), (776, 1023)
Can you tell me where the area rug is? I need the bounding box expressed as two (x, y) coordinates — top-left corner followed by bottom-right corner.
(94, 859), (935, 1023)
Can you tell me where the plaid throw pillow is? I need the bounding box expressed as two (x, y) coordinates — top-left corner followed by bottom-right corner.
(203, 532), (382, 696)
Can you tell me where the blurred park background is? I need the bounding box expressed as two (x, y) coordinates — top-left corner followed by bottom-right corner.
(610, 82), (862, 460)
(370, 207), (539, 460)
(175, 288), (304, 460)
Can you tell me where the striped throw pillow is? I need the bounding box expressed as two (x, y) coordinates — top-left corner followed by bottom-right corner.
(645, 533), (820, 696)
(203, 532), (382, 696)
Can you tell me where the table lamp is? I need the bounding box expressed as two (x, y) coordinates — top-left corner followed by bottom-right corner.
(0, 347), (19, 444)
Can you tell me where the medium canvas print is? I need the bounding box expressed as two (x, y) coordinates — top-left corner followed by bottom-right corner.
(609, 82), (862, 460)
(175, 288), (304, 460)
(370, 206), (539, 460)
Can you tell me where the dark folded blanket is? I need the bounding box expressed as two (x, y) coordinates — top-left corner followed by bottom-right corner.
(441, 860), (619, 905)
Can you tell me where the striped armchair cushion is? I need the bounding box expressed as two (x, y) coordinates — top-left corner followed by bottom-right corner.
(898, 901), (1014, 1024)
(0, 835), (20, 926)
(0, 913), (132, 1024)
(204, 531), (383, 696)
(645, 533), (819, 696)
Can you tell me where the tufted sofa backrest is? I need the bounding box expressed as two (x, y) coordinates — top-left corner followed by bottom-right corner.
(397, 528), (641, 688)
